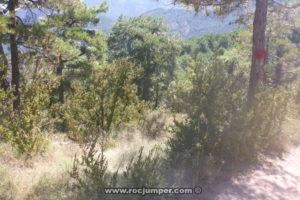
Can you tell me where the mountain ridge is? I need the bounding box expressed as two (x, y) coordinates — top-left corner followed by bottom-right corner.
(143, 8), (238, 38)
(97, 7), (238, 38)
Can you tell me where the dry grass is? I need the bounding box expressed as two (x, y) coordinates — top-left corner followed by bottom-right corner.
(0, 134), (80, 200)
(0, 108), (299, 200)
(104, 110), (175, 172)
(282, 116), (300, 146)
(0, 110), (175, 200)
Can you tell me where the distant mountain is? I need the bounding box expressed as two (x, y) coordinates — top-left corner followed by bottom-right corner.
(96, 7), (239, 38)
(144, 8), (239, 38)
(97, 15), (115, 34)
(84, 0), (173, 20)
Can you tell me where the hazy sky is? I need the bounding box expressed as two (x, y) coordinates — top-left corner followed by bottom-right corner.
(84, 0), (180, 19)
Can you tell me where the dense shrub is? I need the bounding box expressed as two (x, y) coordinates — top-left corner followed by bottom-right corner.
(220, 88), (291, 163)
(181, 32), (240, 60)
(70, 135), (118, 200)
(122, 147), (163, 188)
(70, 134), (163, 200)
(108, 15), (180, 107)
(0, 89), (11, 141)
(141, 111), (170, 139)
(61, 59), (147, 143)
(166, 59), (292, 185)
(0, 73), (55, 155)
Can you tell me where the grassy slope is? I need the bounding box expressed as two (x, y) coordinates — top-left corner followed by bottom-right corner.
(0, 111), (299, 200)
(0, 135), (80, 200)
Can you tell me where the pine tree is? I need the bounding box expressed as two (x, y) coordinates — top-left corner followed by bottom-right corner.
(0, 0), (55, 109)
(108, 15), (180, 107)
(169, 0), (300, 101)
(39, 0), (108, 104)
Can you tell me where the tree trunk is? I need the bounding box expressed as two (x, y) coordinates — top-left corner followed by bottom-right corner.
(154, 81), (159, 109)
(248, 0), (268, 101)
(57, 58), (64, 104)
(0, 37), (9, 90)
(8, 0), (20, 110)
(274, 62), (282, 86)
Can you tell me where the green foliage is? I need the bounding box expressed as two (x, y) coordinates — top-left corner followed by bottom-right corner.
(0, 89), (11, 141)
(0, 0), (299, 196)
(265, 38), (299, 86)
(169, 57), (247, 113)
(166, 59), (292, 185)
(0, 73), (55, 155)
(123, 147), (163, 188)
(0, 15), (12, 34)
(45, 0), (108, 27)
(70, 137), (117, 200)
(167, 59), (245, 184)
(181, 31), (240, 60)
(141, 111), (169, 139)
(108, 15), (180, 107)
(221, 88), (292, 162)
(71, 140), (163, 200)
(289, 27), (300, 43)
(173, 31), (249, 98)
(172, 0), (246, 15)
(36, 0), (108, 104)
(61, 59), (147, 142)
(145, 8), (238, 38)
(264, 6), (300, 86)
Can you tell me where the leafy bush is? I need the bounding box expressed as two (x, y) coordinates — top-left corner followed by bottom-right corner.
(108, 15), (180, 107)
(71, 132), (164, 200)
(141, 111), (169, 139)
(221, 88), (291, 163)
(0, 73), (55, 155)
(181, 32), (240, 60)
(70, 133), (118, 200)
(166, 59), (292, 185)
(122, 147), (163, 188)
(0, 89), (11, 141)
(61, 59), (147, 143)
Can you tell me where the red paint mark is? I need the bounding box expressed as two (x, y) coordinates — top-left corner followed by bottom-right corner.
(255, 49), (266, 59)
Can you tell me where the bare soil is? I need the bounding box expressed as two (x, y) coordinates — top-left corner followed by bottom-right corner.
(202, 146), (300, 200)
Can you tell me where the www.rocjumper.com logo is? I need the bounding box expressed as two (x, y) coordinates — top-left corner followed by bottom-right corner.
(104, 186), (202, 196)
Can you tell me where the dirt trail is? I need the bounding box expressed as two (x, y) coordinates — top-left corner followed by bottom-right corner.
(205, 146), (300, 200)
